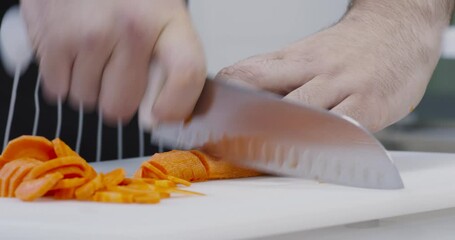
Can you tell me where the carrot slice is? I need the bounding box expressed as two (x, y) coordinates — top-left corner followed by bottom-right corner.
(107, 185), (156, 196)
(52, 178), (88, 190)
(75, 174), (104, 200)
(147, 150), (208, 181)
(103, 168), (126, 187)
(191, 150), (262, 180)
(47, 166), (85, 178)
(1, 136), (56, 162)
(167, 176), (191, 187)
(0, 159), (39, 197)
(53, 188), (76, 199)
(133, 193), (161, 204)
(141, 162), (167, 180)
(0, 155), (7, 170)
(93, 191), (134, 203)
(8, 160), (42, 197)
(24, 156), (87, 181)
(133, 168), (143, 178)
(52, 138), (79, 158)
(15, 172), (64, 201)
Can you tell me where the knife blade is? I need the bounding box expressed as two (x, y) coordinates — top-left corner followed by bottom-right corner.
(151, 79), (404, 189)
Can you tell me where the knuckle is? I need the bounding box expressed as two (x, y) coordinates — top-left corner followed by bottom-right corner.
(80, 30), (107, 49)
(217, 62), (263, 85)
(120, 14), (150, 45)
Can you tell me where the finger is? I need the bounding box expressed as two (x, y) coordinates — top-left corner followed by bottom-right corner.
(152, 16), (206, 122)
(283, 75), (350, 109)
(39, 40), (75, 103)
(138, 59), (164, 131)
(215, 50), (318, 95)
(330, 94), (385, 132)
(98, 22), (156, 125)
(69, 33), (114, 111)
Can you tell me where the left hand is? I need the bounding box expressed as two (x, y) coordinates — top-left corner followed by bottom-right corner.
(215, 8), (446, 132)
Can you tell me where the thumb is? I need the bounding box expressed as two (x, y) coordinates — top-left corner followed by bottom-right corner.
(215, 51), (316, 95)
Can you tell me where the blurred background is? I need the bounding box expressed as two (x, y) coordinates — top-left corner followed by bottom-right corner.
(189, 0), (455, 153)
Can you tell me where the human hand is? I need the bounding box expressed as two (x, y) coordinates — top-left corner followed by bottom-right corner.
(216, 0), (452, 132)
(21, 0), (206, 126)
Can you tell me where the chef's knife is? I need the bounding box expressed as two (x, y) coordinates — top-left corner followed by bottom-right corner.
(151, 79), (404, 189)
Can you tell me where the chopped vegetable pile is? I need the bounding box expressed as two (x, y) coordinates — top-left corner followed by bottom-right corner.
(0, 136), (202, 204)
(0, 135), (262, 204)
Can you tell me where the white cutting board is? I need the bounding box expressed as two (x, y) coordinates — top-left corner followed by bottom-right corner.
(1, 151), (455, 240)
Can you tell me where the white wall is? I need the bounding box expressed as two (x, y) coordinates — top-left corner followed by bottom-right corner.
(189, 0), (350, 75)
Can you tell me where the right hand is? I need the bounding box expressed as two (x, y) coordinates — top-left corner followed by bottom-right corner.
(21, 0), (206, 127)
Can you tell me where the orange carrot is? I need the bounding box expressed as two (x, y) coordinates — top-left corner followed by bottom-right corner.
(1, 136), (56, 162)
(24, 156), (87, 181)
(103, 168), (126, 187)
(52, 178), (88, 190)
(75, 174), (104, 200)
(15, 173), (64, 201)
(52, 138), (79, 158)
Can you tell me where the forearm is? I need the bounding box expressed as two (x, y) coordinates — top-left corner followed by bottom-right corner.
(346, 0), (454, 27)
(338, 0), (454, 79)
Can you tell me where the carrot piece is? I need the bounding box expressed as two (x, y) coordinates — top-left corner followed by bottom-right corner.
(147, 150), (208, 181)
(133, 168), (144, 178)
(0, 155), (7, 170)
(53, 188), (76, 200)
(0, 162), (19, 197)
(141, 162), (168, 179)
(133, 192), (161, 204)
(93, 191), (134, 203)
(15, 172), (64, 201)
(191, 150), (262, 180)
(52, 138), (79, 158)
(154, 180), (176, 188)
(1, 136), (56, 162)
(24, 156), (87, 181)
(167, 175), (191, 187)
(0, 159), (39, 197)
(47, 166), (85, 178)
(107, 185), (156, 196)
(75, 174), (104, 200)
(103, 168), (126, 187)
(52, 178), (88, 190)
(162, 188), (205, 196)
(8, 160), (42, 197)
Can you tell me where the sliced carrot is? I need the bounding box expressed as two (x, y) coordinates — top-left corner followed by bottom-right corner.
(53, 188), (76, 200)
(75, 174), (104, 200)
(52, 178), (88, 190)
(133, 192), (161, 204)
(141, 162), (167, 179)
(8, 160), (42, 197)
(133, 168), (143, 178)
(15, 172), (64, 201)
(154, 180), (176, 188)
(47, 166), (85, 178)
(107, 185), (156, 196)
(167, 175), (191, 187)
(52, 138), (79, 158)
(0, 159), (39, 197)
(120, 178), (154, 186)
(191, 150), (262, 180)
(93, 191), (134, 203)
(0, 155), (7, 170)
(1, 136), (56, 162)
(103, 168), (126, 187)
(162, 188), (205, 196)
(147, 150), (208, 181)
(24, 156), (87, 181)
